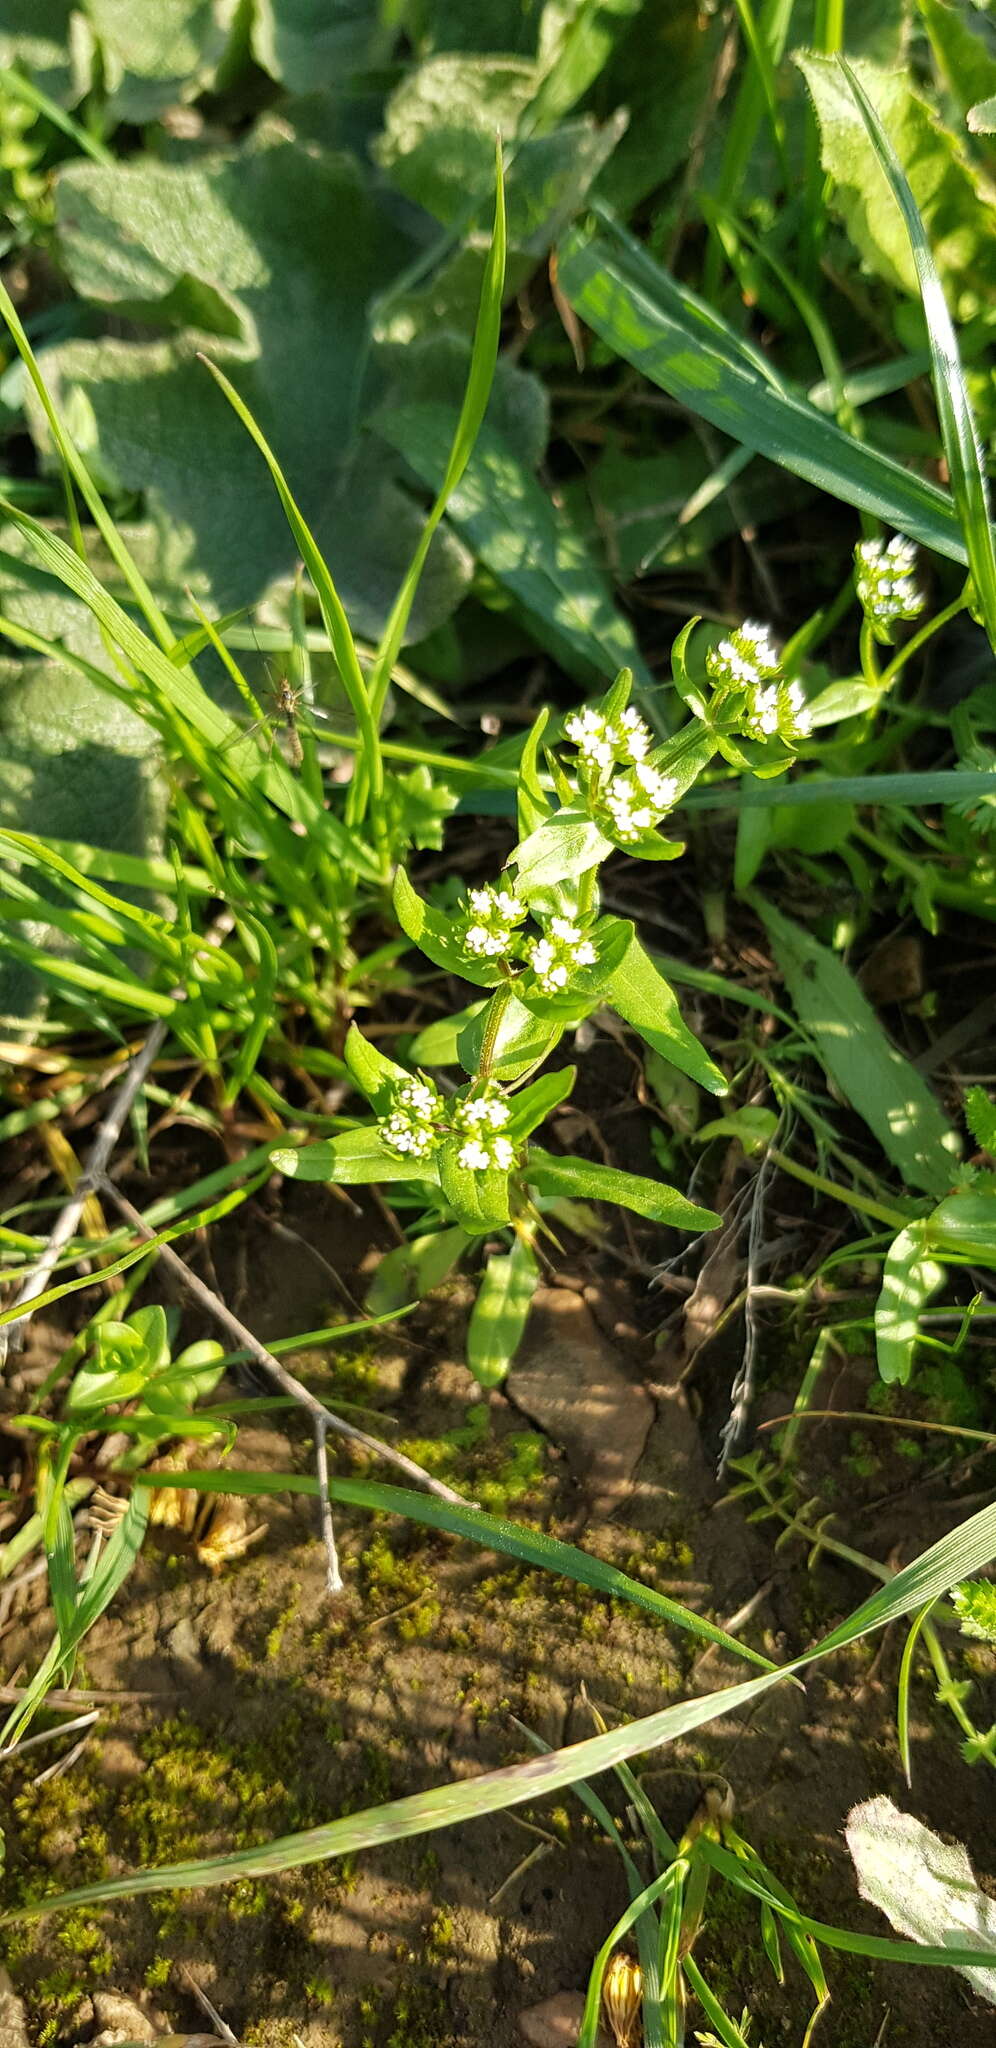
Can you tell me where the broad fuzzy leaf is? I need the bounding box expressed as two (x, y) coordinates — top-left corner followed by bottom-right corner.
(46, 137), (469, 628)
(796, 53), (996, 320)
(846, 1798), (996, 2003)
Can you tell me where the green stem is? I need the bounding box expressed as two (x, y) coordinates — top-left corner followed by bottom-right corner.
(880, 588), (968, 689)
(766, 1147), (909, 1230)
(922, 1620), (996, 1772)
(859, 617), (881, 693)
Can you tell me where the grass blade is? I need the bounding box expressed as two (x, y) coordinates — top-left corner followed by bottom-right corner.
(681, 769), (996, 810)
(133, 1466), (780, 1670)
(367, 142), (506, 730)
(835, 56), (996, 649)
(14, 1490), (996, 1918)
(557, 214), (966, 564)
(195, 357), (385, 831)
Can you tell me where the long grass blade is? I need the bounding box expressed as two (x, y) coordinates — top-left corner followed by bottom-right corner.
(196, 357), (385, 828)
(367, 143), (506, 731)
(557, 214), (966, 563)
(836, 56), (996, 649)
(133, 1467), (779, 1669)
(14, 1491), (996, 1917)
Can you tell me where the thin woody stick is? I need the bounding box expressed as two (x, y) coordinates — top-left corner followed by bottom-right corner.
(3, 1020), (168, 1356)
(314, 1417), (343, 1594)
(97, 1176), (469, 1509)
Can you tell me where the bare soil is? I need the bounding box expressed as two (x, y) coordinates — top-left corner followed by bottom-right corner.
(1, 1164), (994, 2048)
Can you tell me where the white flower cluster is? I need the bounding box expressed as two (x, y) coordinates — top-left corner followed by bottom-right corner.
(565, 705), (653, 773)
(527, 915), (598, 994)
(743, 678), (812, 745)
(855, 535), (923, 642)
(706, 619), (781, 691)
(453, 1087), (516, 1172)
(563, 700), (677, 844)
(378, 1076), (519, 1175)
(704, 619), (810, 748)
(379, 1076), (442, 1161)
(605, 761), (679, 841)
(462, 883), (525, 959)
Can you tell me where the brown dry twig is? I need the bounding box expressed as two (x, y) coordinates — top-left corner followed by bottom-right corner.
(97, 1176), (470, 1512)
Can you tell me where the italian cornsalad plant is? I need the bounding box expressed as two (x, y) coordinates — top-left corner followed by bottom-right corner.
(277, 644), (839, 1381)
(0, 9), (994, 2048)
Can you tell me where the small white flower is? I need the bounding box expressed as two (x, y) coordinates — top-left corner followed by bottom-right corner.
(379, 1074), (443, 1161)
(855, 534), (923, 641)
(782, 679), (812, 738)
(460, 881), (524, 959)
(744, 682), (780, 739)
(603, 763), (678, 840)
(565, 702), (654, 776)
(615, 706), (653, 763)
(706, 619), (782, 693)
(528, 938), (569, 989)
(527, 918), (599, 993)
(459, 1094), (511, 1131)
(565, 707), (616, 769)
(456, 1133), (515, 1173)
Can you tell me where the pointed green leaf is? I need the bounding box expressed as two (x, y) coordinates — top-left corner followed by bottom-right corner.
(466, 1237), (540, 1387)
(527, 1149), (720, 1230)
(606, 933), (727, 1095)
(272, 1128), (440, 1187)
(753, 895), (962, 1196)
(393, 866), (508, 987)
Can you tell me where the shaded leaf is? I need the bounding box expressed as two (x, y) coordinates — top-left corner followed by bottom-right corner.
(0, 0), (82, 104)
(366, 1227), (469, 1316)
(376, 401), (655, 686)
(85, 0), (238, 122)
(754, 895), (962, 1197)
(251, 0), (384, 89)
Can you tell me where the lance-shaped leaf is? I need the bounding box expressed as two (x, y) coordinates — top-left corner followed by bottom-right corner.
(516, 915), (632, 1020)
(467, 1237), (540, 1387)
(527, 1149), (720, 1230)
(504, 1067), (576, 1141)
(344, 1020), (411, 1111)
(393, 867), (510, 987)
(512, 809), (614, 893)
(272, 1128), (440, 1187)
(605, 934), (726, 1095)
(438, 1135), (512, 1232)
